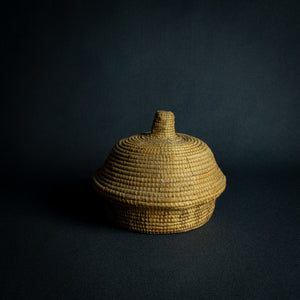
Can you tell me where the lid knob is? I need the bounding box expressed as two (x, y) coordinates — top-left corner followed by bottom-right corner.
(151, 110), (176, 138)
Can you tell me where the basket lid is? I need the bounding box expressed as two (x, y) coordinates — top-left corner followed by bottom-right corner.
(93, 110), (226, 208)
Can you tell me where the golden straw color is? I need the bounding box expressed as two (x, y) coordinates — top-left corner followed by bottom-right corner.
(92, 110), (226, 234)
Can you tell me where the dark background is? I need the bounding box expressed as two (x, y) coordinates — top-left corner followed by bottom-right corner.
(2, 0), (299, 299)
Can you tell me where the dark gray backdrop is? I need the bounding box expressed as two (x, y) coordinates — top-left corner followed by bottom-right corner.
(2, 1), (299, 299)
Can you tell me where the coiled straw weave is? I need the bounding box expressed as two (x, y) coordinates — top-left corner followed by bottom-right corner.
(93, 110), (226, 234)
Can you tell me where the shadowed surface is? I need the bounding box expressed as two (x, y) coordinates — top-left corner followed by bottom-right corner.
(1, 170), (299, 299)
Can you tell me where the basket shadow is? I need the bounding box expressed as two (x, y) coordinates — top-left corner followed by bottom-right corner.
(40, 180), (118, 229)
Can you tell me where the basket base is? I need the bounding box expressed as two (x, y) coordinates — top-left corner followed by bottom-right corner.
(107, 200), (216, 234)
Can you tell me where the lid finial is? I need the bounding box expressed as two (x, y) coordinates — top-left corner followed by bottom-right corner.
(151, 110), (176, 138)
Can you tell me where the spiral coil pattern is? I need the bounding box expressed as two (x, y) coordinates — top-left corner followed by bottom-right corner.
(93, 111), (226, 234)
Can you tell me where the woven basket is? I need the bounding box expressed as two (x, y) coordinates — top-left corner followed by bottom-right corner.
(93, 110), (226, 234)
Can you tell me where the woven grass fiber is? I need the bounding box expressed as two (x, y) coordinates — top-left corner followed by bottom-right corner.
(93, 110), (226, 234)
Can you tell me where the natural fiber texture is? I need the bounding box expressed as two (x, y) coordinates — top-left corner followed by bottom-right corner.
(93, 110), (226, 234)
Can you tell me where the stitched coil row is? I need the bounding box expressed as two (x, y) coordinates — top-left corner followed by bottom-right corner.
(93, 111), (226, 234)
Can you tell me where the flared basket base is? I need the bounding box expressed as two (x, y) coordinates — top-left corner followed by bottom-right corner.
(107, 200), (216, 234)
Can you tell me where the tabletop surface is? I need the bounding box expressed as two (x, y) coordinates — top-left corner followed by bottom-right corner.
(2, 171), (298, 299)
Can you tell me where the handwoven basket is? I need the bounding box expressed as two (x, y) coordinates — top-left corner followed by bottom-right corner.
(92, 110), (226, 234)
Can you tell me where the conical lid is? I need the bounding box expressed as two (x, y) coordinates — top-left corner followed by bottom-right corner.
(93, 111), (226, 208)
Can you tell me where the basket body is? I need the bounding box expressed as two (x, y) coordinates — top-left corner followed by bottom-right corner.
(93, 111), (226, 234)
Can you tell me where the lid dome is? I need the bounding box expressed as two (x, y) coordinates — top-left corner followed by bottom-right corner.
(93, 110), (226, 234)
